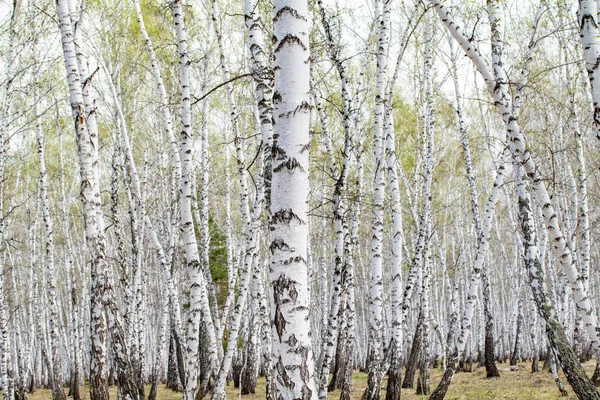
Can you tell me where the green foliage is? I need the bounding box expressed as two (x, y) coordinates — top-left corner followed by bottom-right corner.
(392, 95), (419, 173)
(207, 214), (229, 308)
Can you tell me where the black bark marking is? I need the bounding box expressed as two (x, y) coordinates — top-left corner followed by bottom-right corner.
(580, 13), (599, 30)
(288, 284), (298, 302)
(282, 256), (306, 266)
(271, 208), (304, 225)
(271, 143), (287, 160)
(270, 238), (293, 254)
(275, 34), (307, 53)
(286, 334), (298, 347)
(301, 384), (312, 400)
(295, 101), (311, 114)
(274, 6), (308, 23)
(276, 356), (294, 389)
(272, 275), (300, 341)
(273, 157), (305, 172)
(273, 302), (287, 342)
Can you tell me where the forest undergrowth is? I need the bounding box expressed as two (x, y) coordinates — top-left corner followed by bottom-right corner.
(14, 361), (593, 400)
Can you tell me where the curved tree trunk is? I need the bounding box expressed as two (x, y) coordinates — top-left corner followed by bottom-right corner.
(510, 306), (523, 366)
(515, 163), (600, 400)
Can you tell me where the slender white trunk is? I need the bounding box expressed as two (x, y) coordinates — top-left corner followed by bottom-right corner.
(418, 249), (432, 395)
(35, 75), (67, 400)
(365, 2), (390, 398)
(564, 68), (591, 292)
(0, 7), (16, 400)
(243, 2), (275, 395)
(340, 45), (371, 400)
(245, 0), (273, 212)
(210, 0), (260, 396)
(315, 3), (355, 398)
(383, 12), (415, 397)
(578, 0), (600, 149)
(0, 260), (13, 400)
(58, 125), (82, 399)
(172, 2), (217, 399)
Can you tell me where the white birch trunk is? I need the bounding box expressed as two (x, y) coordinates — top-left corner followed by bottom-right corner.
(0, 259), (13, 400)
(516, 163), (600, 399)
(243, 2), (275, 394)
(210, 0), (262, 396)
(365, 2), (390, 398)
(565, 70), (591, 292)
(0, 7), (16, 400)
(383, 12), (415, 396)
(270, 0), (317, 398)
(172, 2), (218, 398)
(578, 0), (600, 149)
(55, 1), (109, 397)
(315, 3), (355, 397)
(35, 76), (67, 400)
(58, 126), (82, 399)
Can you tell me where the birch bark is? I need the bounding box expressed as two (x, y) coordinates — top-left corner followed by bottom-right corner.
(243, 2), (275, 395)
(0, 6), (17, 400)
(270, 0), (317, 398)
(383, 9), (418, 398)
(365, 2), (390, 398)
(172, 1), (218, 398)
(55, 0), (110, 397)
(578, 0), (600, 149)
(35, 73), (67, 400)
(315, 3), (354, 398)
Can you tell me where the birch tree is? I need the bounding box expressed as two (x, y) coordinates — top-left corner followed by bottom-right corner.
(0, 4), (17, 400)
(269, 0), (317, 398)
(172, 1), (218, 398)
(55, 0), (110, 397)
(365, 1), (390, 398)
(34, 64), (67, 400)
(578, 0), (600, 149)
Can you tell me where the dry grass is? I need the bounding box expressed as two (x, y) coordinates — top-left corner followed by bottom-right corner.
(17, 361), (596, 399)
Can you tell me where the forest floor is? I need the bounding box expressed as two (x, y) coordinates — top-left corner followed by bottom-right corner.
(17, 361), (597, 399)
